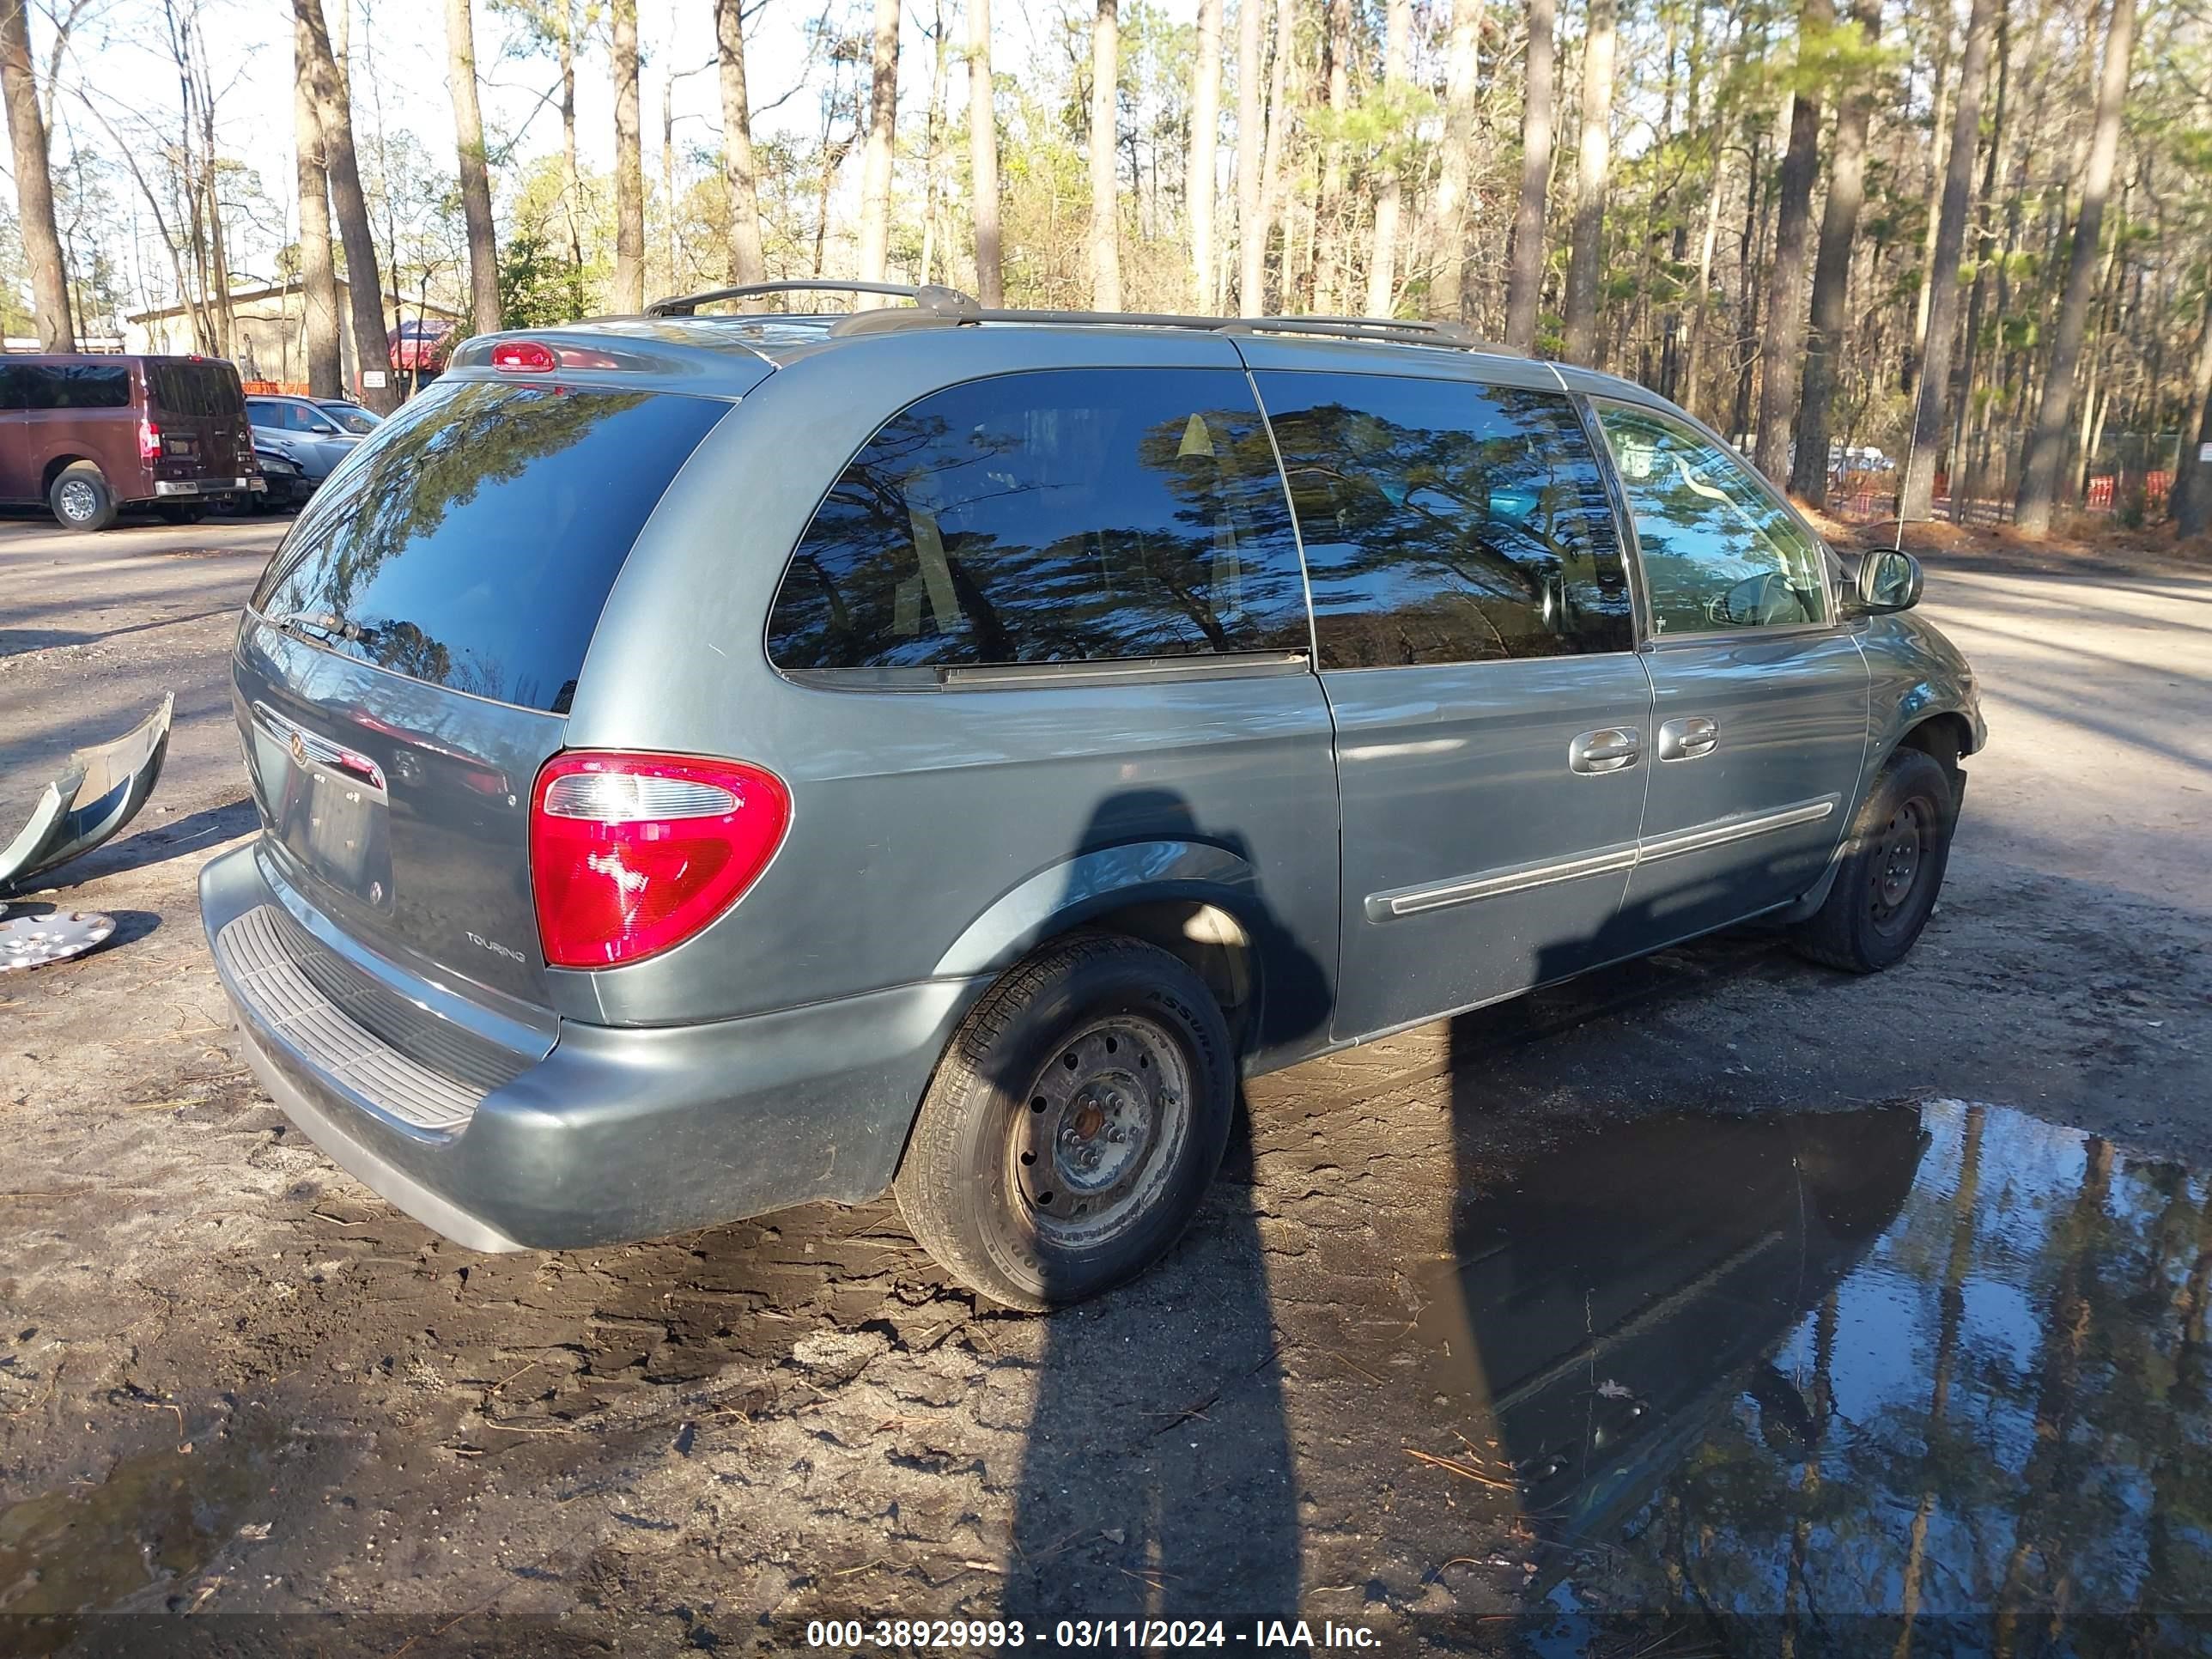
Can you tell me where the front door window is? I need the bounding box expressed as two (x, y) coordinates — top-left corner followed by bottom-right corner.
(1595, 403), (1831, 636)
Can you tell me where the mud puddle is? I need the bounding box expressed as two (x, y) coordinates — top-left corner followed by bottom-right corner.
(1398, 1099), (2211, 1652)
(0, 1405), (362, 1655)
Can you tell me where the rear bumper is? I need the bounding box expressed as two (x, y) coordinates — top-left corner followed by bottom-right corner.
(155, 476), (262, 496)
(200, 842), (985, 1251)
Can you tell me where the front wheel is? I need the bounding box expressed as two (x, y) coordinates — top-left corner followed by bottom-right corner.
(894, 933), (1235, 1311)
(1790, 748), (1957, 973)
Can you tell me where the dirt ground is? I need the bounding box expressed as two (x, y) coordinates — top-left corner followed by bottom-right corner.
(2, 507), (2208, 1656)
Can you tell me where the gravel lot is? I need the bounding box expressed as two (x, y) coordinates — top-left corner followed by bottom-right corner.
(2, 508), (2208, 1655)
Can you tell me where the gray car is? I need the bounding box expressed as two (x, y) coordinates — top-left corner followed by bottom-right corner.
(246, 392), (367, 486)
(199, 282), (1984, 1310)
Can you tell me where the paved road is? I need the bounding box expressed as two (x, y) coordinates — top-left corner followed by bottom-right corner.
(1, 514), (2207, 1650)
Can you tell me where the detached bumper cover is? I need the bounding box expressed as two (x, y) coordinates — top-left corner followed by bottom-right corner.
(200, 842), (983, 1251)
(0, 694), (173, 896)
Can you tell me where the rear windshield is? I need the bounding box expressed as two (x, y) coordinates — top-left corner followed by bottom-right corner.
(146, 361), (244, 417)
(252, 379), (727, 714)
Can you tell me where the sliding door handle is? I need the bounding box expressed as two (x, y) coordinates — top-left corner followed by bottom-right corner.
(1657, 716), (1719, 761)
(1569, 727), (1644, 775)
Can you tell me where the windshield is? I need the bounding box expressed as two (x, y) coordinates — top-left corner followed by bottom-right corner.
(319, 403), (380, 434)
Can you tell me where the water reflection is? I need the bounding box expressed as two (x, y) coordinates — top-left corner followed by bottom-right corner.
(1423, 1102), (2212, 1655)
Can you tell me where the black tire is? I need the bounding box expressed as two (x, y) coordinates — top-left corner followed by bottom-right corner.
(893, 933), (1235, 1311)
(1790, 748), (1956, 973)
(48, 461), (118, 532)
(155, 501), (205, 526)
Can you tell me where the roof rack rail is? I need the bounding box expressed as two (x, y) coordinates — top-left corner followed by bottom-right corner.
(646, 280), (981, 319)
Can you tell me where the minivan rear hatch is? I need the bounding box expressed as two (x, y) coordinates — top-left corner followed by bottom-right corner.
(237, 377), (732, 1008)
(146, 359), (252, 483)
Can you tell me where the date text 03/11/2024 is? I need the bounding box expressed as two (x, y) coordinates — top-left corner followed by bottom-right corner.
(803, 1619), (1384, 1650)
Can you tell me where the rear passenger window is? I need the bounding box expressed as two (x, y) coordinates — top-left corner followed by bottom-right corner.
(0, 362), (131, 410)
(1257, 373), (1632, 668)
(767, 368), (1309, 672)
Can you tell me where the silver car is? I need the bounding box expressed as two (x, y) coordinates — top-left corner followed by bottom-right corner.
(200, 283), (1984, 1310)
(246, 392), (368, 487)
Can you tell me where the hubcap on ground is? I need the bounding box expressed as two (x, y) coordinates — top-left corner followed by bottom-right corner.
(1011, 1015), (1191, 1247)
(57, 479), (97, 521)
(1869, 798), (1929, 926)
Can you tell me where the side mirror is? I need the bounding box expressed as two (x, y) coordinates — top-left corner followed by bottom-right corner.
(1854, 549), (1923, 614)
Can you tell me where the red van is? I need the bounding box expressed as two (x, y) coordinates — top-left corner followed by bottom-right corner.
(0, 354), (264, 531)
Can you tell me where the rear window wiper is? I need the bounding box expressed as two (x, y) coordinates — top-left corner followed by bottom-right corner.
(266, 609), (362, 644)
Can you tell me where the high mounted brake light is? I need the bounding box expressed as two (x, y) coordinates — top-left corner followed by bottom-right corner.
(491, 340), (558, 372)
(529, 752), (791, 969)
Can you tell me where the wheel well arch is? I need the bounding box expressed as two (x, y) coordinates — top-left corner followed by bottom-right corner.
(1895, 710), (1972, 780)
(1064, 896), (1260, 1047)
(41, 454), (97, 495)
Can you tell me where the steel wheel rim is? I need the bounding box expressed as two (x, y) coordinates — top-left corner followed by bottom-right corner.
(1011, 1014), (1193, 1249)
(1869, 797), (1929, 928)
(57, 479), (98, 521)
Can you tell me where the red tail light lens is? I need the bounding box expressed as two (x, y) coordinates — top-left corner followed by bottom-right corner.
(491, 339), (558, 372)
(138, 419), (162, 461)
(529, 752), (790, 969)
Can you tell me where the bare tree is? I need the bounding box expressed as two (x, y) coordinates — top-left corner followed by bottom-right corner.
(295, 0), (397, 412)
(1753, 0), (1829, 484)
(611, 0), (644, 308)
(1364, 0), (1411, 317)
(1791, 0), (1879, 503)
(1428, 0), (1481, 324)
(1234, 0), (1263, 311)
(1089, 0), (1121, 307)
(1898, 0), (2001, 522)
(2014, 0), (2137, 532)
(855, 0), (900, 282)
(1256, 0), (1292, 309)
(1313, 0), (1351, 313)
(293, 8), (341, 392)
(1186, 0), (1220, 310)
(714, 0), (764, 287)
(1504, 0), (1556, 352)
(1562, 0), (1617, 364)
(966, 0), (1000, 304)
(1, 0), (73, 349)
(446, 0), (501, 332)
(2174, 298), (2212, 539)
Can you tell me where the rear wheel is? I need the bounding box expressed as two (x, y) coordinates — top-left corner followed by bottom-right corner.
(48, 462), (117, 532)
(1790, 748), (1956, 973)
(894, 933), (1235, 1311)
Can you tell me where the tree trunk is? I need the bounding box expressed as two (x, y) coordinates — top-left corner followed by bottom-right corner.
(1562, 0), (1615, 365)
(1790, 0), (1877, 502)
(2172, 298), (2212, 539)
(1428, 0), (1481, 324)
(293, 9), (342, 392)
(1503, 0), (1557, 350)
(295, 0), (396, 412)
(1364, 0), (1412, 317)
(1905, 27), (1951, 398)
(559, 1), (582, 289)
(611, 0), (645, 309)
(1897, 0), (1999, 523)
(856, 0), (901, 283)
(0, 0), (72, 350)
(1313, 0), (1351, 313)
(1187, 0), (1221, 310)
(966, 0), (1001, 305)
(714, 0), (765, 289)
(1234, 0), (1264, 310)
(1753, 0), (1828, 487)
(1255, 0), (1293, 313)
(446, 0), (501, 332)
(2014, 0), (2136, 533)
(1089, 0), (1121, 307)
(1949, 10), (2009, 505)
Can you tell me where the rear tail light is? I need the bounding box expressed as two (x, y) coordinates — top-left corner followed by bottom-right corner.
(529, 752), (790, 969)
(138, 419), (161, 461)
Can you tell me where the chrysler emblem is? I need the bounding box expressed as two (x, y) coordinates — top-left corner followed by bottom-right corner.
(289, 731), (308, 766)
